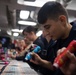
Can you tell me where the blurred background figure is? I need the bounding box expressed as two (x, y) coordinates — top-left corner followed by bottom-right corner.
(7, 38), (15, 50)
(0, 41), (5, 60)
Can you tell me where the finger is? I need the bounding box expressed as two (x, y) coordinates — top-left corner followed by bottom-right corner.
(30, 59), (34, 63)
(30, 53), (37, 62)
(30, 59), (37, 64)
(66, 51), (76, 62)
(57, 49), (61, 56)
(30, 52), (39, 60)
(57, 47), (66, 56)
(30, 52), (37, 56)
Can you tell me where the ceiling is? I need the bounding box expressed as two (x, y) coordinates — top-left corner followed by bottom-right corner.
(0, 0), (76, 39)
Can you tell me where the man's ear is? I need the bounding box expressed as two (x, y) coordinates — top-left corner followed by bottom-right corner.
(59, 15), (66, 23)
(59, 15), (67, 27)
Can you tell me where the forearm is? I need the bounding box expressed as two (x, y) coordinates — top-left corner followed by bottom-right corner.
(40, 59), (54, 70)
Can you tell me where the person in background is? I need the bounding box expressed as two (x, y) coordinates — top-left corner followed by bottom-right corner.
(18, 40), (27, 56)
(22, 26), (44, 51)
(0, 41), (3, 53)
(7, 38), (15, 49)
(29, 1), (76, 75)
(0, 41), (5, 60)
(16, 38), (32, 58)
(22, 26), (45, 71)
(10, 39), (29, 59)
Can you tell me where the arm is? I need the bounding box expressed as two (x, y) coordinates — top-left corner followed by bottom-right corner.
(40, 59), (54, 70)
(30, 52), (54, 70)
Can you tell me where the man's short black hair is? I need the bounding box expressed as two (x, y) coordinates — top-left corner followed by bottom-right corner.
(22, 26), (37, 35)
(37, 1), (68, 24)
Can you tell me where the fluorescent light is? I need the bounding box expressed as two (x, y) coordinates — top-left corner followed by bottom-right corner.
(12, 29), (23, 33)
(17, 0), (56, 7)
(20, 10), (30, 19)
(36, 30), (42, 36)
(19, 30), (23, 33)
(12, 29), (19, 32)
(17, 0), (24, 4)
(13, 33), (19, 36)
(30, 11), (34, 19)
(7, 30), (12, 35)
(18, 20), (37, 26)
(24, 0), (56, 7)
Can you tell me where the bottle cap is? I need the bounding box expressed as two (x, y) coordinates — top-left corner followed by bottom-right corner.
(53, 63), (59, 68)
(25, 57), (28, 60)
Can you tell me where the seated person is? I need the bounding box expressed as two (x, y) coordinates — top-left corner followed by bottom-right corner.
(29, 1), (76, 75)
(10, 39), (32, 60)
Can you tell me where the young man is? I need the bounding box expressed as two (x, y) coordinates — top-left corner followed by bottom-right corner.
(22, 26), (44, 50)
(30, 1), (76, 75)
(22, 26), (45, 71)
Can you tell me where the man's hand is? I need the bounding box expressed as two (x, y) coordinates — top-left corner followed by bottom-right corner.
(57, 48), (76, 75)
(30, 52), (42, 65)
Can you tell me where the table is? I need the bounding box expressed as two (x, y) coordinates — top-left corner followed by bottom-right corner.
(1, 60), (42, 75)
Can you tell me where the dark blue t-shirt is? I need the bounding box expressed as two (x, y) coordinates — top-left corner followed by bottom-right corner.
(40, 23), (76, 75)
(53, 23), (76, 75)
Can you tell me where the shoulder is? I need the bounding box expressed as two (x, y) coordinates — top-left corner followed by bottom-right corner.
(33, 37), (45, 49)
(34, 37), (44, 44)
(71, 22), (76, 30)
